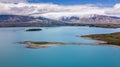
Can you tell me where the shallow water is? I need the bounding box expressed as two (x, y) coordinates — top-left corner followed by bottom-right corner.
(0, 26), (120, 67)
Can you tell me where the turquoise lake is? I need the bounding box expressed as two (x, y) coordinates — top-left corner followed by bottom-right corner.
(0, 26), (120, 67)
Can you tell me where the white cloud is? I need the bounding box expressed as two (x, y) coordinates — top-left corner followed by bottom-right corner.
(105, 3), (120, 16)
(114, 3), (120, 8)
(0, 2), (120, 19)
(0, 3), (105, 15)
(0, 0), (27, 3)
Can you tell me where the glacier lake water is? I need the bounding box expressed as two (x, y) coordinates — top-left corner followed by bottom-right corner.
(0, 26), (120, 67)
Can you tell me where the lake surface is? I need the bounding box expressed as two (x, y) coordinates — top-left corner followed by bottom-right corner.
(0, 26), (120, 67)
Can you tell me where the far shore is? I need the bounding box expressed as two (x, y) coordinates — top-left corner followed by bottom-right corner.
(0, 23), (120, 28)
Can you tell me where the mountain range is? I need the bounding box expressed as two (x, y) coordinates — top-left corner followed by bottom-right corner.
(0, 14), (120, 27)
(59, 14), (120, 24)
(0, 15), (66, 27)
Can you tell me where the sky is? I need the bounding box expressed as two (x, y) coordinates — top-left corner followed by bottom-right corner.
(28, 0), (120, 7)
(0, 0), (120, 19)
(1, 0), (120, 7)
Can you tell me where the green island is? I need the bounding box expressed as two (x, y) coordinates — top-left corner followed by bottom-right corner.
(18, 41), (81, 48)
(81, 32), (120, 46)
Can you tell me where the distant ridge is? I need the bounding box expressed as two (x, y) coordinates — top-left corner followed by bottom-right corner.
(53, 14), (120, 24)
(0, 14), (120, 27)
(0, 15), (66, 27)
(0, 15), (36, 22)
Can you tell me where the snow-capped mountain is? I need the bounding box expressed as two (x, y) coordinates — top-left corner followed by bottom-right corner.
(33, 13), (120, 24)
(1, 13), (120, 27)
(59, 14), (120, 24)
(0, 15), (66, 27)
(0, 14), (64, 23)
(32, 12), (103, 20)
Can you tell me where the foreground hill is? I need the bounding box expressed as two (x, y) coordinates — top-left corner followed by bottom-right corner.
(81, 32), (120, 46)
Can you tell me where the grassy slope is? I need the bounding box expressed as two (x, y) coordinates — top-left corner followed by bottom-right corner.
(81, 32), (120, 46)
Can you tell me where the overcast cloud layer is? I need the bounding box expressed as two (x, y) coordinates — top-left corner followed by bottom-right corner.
(0, 0), (120, 19)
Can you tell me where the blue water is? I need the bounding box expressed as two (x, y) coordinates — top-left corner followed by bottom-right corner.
(0, 26), (120, 67)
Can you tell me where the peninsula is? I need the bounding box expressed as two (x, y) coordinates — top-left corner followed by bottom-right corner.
(81, 32), (120, 46)
(18, 41), (82, 48)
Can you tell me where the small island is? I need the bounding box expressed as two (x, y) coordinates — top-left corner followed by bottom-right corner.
(18, 41), (81, 48)
(26, 28), (42, 31)
(81, 32), (120, 46)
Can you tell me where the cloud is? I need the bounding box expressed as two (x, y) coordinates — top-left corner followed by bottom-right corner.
(0, 0), (27, 3)
(105, 3), (120, 16)
(0, 2), (120, 19)
(0, 3), (105, 15)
